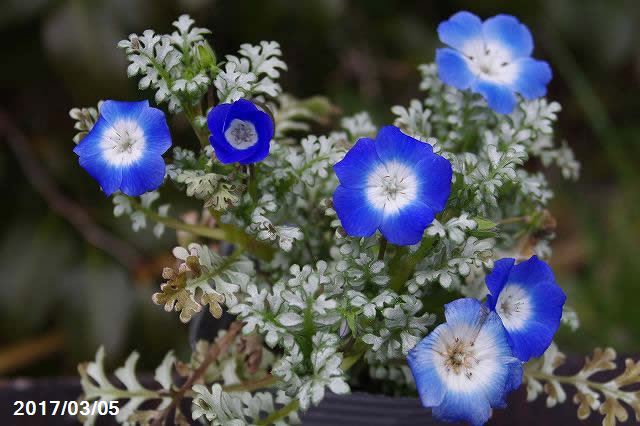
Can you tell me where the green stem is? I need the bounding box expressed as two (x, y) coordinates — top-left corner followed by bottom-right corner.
(377, 236), (388, 261)
(256, 400), (300, 425)
(389, 237), (436, 292)
(183, 103), (210, 148)
(130, 199), (275, 260)
(131, 199), (226, 240)
(248, 164), (258, 201)
(222, 375), (276, 393)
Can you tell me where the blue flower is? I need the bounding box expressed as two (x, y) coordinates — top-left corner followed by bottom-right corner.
(333, 126), (452, 246)
(73, 100), (171, 197)
(485, 256), (566, 362)
(408, 298), (522, 426)
(207, 99), (274, 164)
(436, 11), (552, 114)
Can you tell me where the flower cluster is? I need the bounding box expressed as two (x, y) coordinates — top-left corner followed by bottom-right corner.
(70, 11), (634, 426)
(408, 256), (565, 425)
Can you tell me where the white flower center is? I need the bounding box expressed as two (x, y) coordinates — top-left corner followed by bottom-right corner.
(462, 39), (519, 85)
(224, 119), (259, 150)
(432, 310), (503, 392)
(366, 161), (418, 216)
(496, 284), (531, 331)
(100, 119), (146, 166)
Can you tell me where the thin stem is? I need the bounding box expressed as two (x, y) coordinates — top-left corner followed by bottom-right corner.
(497, 215), (529, 225)
(378, 236), (388, 261)
(130, 198), (226, 240)
(525, 371), (629, 400)
(183, 103), (210, 148)
(222, 375), (276, 393)
(151, 322), (243, 426)
(248, 164), (258, 201)
(390, 236), (436, 292)
(256, 400), (300, 426)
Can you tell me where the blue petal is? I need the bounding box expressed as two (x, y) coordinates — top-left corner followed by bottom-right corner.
(226, 98), (259, 122)
(237, 110), (274, 164)
(77, 154), (122, 196)
(99, 100), (149, 126)
(506, 280), (565, 361)
(119, 153), (166, 196)
(436, 48), (476, 90)
(509, 256), (555, 286)
(415, 153), (452, 213)
(73, 117), (111, 157)
(482, 14), (533, 60)
(333, 137), (380, 188)
(379, 201), (435, 245)
(432, 390), (492, 426)
(510, 58), (552, 100)
(207, 103), (232, 137)
(437, 11), (483, 55)
(137, 105), (172, 154)
(485, 258), (515, 307)
(407, 325), (447, 408)
(374, 126), (434, 166)
(476, 312), (522, 407)
(333, 185), (382, 237)
(444, 298), (485, 329)
(472, 79), (517, 114)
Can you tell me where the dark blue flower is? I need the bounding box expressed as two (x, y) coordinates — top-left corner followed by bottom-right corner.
(333, 126), (452, 246)
(408, 298), (522, 426)
(485, 256), (566, 362)
(436, 11), (552, 114)
(73, 100), (171, 196)
(207, 99), (274, 165)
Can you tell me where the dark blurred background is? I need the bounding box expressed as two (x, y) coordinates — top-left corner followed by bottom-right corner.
(0, 0), (639, 379)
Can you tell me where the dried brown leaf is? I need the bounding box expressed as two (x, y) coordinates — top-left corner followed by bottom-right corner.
(582, 348), (617, 376)
(599, 396), (628, 426)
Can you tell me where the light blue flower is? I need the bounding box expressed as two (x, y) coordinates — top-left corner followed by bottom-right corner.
(73, 100), (171, 196)
(436, 11), (552, 114)
(207, 99), (274, 165)
(407, 298), (522, 426)
(333, 126), (452, 246)
(485, 256), (566, 362)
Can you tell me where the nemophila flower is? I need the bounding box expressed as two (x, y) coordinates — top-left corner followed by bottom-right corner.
(436, 11), (552, 114)
(408, 298), (522, 426)
(485, 256), (566, 362)
(207, 99), (274, 164)
(333, 126), (452, 246)
(73, 100), (171, 197)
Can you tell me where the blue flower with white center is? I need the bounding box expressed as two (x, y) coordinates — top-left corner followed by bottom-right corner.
(485, 256), (566, 362)
(332, 126), (452, 246)
(408, 298), (522, 426)
(207, 99), (274, 165)
(436, 11), (552, 114)
(73, 100), (171, 197)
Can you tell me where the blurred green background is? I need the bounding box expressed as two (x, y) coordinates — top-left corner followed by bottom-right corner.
(0, 0), (639, 376)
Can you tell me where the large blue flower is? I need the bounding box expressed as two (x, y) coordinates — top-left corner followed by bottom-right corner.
(73, 100), (171, 196)
(436, 11), (552, 114)
(207, 99), (274, 165)
(333, 126), (452, 246)
(485, 256), (566, 362)
(408, 298), (522, 426)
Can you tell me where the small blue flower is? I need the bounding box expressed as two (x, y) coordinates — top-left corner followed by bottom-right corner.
(485, 256), (566, 362)
(436, 11), (552, 114)
(333, 126), (452, 246)
(408, 298), (522, 426)
(207, 99), (274, 164)
(73, 100), (171, 196)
